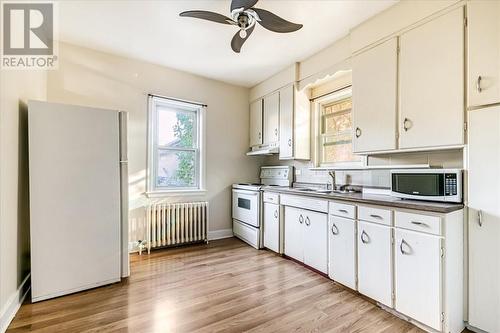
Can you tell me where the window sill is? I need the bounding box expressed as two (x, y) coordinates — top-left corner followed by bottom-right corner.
(145, 189), (207, 198)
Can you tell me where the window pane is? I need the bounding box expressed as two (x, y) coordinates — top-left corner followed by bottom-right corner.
(156, 150), (196, 188)
(322, 133), (361, 164)
(323, 111), (352, 135)
(157, 106), (196, 148)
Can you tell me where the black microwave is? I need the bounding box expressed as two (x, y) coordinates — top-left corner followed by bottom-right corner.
(390, 169), (462, 203)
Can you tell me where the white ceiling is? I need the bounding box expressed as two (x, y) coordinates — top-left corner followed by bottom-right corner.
(58, 0), (397, 87)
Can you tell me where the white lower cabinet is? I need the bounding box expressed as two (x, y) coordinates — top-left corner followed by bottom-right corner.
(263, 202), (280, 253)
(328, 215), (357, 290)
(357, 220), (393, 307)
(284, 206), (328, 273)
(284, 206), (304, 262)
(394, 229), (442, 331)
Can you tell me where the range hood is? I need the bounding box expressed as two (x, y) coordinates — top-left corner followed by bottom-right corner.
(246, 142), (279, 156)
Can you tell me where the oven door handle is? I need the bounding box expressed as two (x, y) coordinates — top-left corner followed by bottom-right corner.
(232, 189), (260, 196)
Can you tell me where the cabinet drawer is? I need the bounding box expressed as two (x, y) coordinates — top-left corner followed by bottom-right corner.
(358, 206), (392, 226)
(263, 192), (279, 204)
(329, 201), (356, 219)
(395, 211), (442, 236)
(281, 194), (328, 213)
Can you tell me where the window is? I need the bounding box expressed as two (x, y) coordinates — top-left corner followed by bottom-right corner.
(147, 95), (205, 195)
(317, 87), (361, 166)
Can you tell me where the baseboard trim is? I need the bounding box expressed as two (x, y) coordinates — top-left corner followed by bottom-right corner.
(208, 228), (233, 241)
(0, 274), (30, 333)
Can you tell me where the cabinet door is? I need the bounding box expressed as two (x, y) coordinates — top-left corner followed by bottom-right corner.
(468, 1), (500, 107)
(263, 91), (279, 144)
(279, 85), (294, 159)
(395, 229), (442, 331)
(303, 210), (328, 274)
(249, 99), (263, 146)
(263, 202), (280, 253)
(352, 38), (397, 153)
(284, 206), (304, 262)
(399, 7), (464, 149)
(468, 106), (500, 333)
(329, 216), (357, 289)
(357, 221), (393, 307)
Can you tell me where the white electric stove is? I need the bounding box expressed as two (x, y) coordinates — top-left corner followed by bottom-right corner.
(232, 166), (293, 249)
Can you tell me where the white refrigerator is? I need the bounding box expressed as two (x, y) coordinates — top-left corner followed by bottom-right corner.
(28, 100), (129, 302)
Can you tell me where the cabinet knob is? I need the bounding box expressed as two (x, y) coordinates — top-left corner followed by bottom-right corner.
(258, 132), (261, 139)
(305, 216), (310, 226)
(478, 210), (483, 227)
(288, 138), (292, 147)
(274, 128), (278, 136)
(360, 230), (369, 244)
(403, 118), (412, 132)
(476, 76), (482, 93)
(299, 214), (304, 224)
(331, 224), (339, 235)
(355, 127), (361, 138)
(274, 210), (278, 218)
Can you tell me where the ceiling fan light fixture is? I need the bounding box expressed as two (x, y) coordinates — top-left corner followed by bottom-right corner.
(239, 29), (247, 39)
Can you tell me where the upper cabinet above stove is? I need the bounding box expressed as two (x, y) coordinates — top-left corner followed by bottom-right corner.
(248, 83), (310, 160)
(467, 0), (500, 108)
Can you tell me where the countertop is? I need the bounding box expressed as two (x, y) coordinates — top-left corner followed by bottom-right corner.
(262, 186), (464, 214)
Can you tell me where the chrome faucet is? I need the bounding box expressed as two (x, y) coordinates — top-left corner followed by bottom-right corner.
(328, 170), (336, 190)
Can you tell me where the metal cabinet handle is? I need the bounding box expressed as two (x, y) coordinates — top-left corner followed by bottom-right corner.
(274, 128), (278, 136)
(400, 239), (411, 255)
(258, 132), (261, 139)
(331, 224), (339, 235)
(478, 210), (483, 227)
(299, 214), (304, 224)
(403, 118), (411, 132)
(477, 76), (482, 93)
(370, 214), (383, 220)
(355, 127), (362, 138)
(274, 210), (278, 218)
(288, 138), (292, 147)
(360, 230), (369, 244)
(411, 221), (428, 227)
(338, 209), (348, 214)
(305, 216), (311, 226)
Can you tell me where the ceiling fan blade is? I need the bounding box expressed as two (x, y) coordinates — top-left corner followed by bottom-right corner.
(179, 10), (235, 25)
(252, 8), (303, 33)
(230, 0), (259, 12)
(231, 25), (255, 53)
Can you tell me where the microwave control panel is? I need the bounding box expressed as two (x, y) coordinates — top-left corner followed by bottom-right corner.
(444, 173), (458, 196)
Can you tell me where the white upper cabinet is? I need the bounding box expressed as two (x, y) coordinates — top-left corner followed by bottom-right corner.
(352, 38), (398, 153)
(394, 229), (442, 331)
(263, 91), (279, 144)
(279, 85), (294, 159)
(249, 99), (263, 147)
(399, 7), (464, 149)
(468, 105), (500, 333)
(468, 0), (500, 107)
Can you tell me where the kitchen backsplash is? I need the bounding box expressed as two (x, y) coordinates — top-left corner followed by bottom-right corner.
(264, 149), (464, 189)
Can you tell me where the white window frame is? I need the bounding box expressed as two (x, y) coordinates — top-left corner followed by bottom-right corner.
(313, 86), (365, 169)
(146, 95), (206, 197)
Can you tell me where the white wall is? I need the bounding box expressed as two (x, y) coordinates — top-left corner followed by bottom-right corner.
(0, 70), (47, 331)
(46, 42), (262, 237)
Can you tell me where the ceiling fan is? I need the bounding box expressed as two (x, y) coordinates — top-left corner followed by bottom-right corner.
(179, 0), (303, 53)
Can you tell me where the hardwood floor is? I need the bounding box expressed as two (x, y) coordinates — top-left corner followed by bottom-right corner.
(7, 238), (427, 333)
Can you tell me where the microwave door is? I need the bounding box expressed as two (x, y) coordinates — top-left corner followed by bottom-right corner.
(392, 173), (444, 199)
